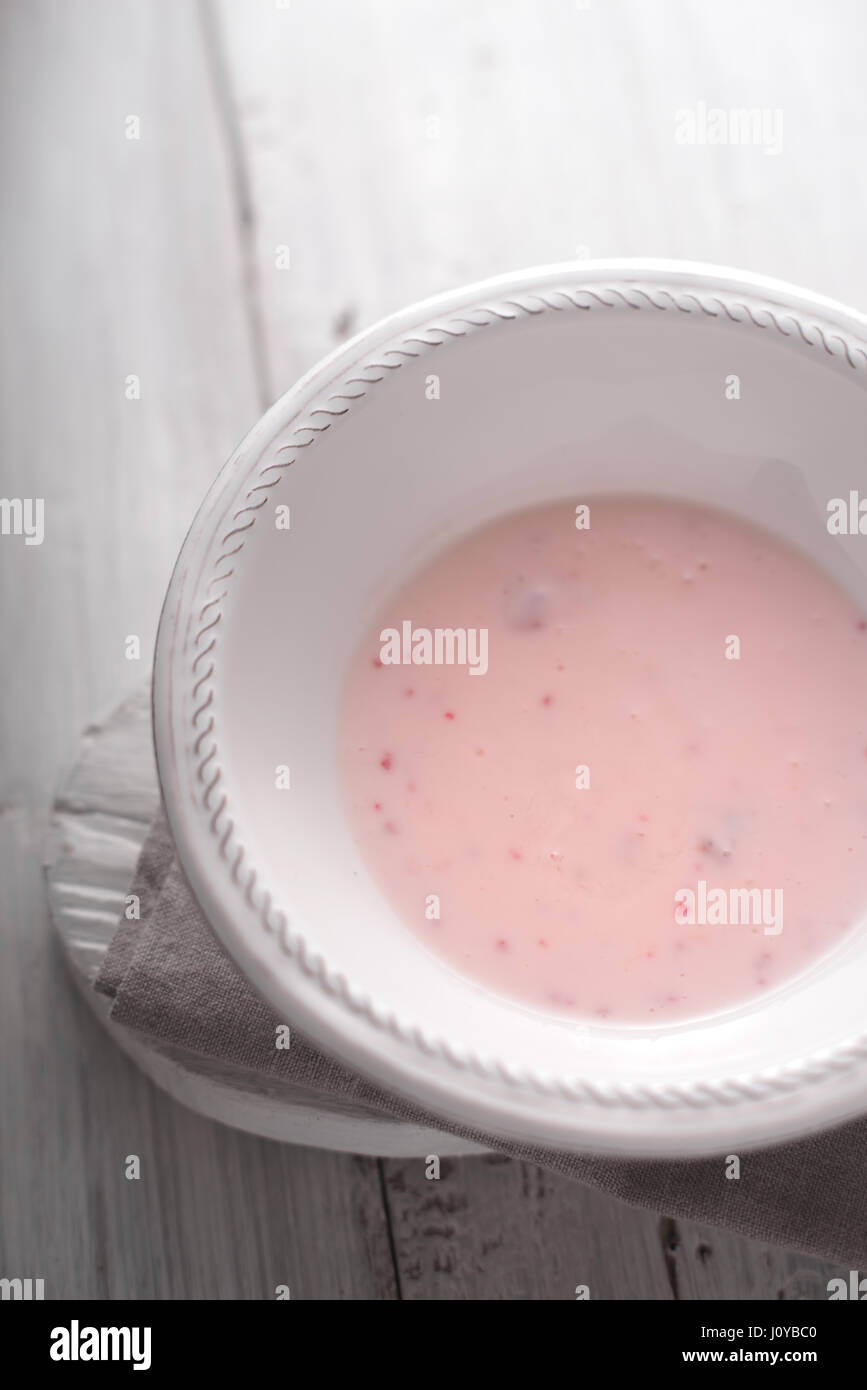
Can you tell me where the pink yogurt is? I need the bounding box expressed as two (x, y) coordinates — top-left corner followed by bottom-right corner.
(338, 497), (867, 1023)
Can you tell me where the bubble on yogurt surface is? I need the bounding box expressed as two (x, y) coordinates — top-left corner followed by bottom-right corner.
(503, 578), (557, 630)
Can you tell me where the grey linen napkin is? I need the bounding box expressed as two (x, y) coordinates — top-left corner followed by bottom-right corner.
(96, 806), (867, 1268)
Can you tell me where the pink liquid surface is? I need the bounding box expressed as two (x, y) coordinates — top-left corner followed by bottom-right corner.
(339, 497), (867, 1023)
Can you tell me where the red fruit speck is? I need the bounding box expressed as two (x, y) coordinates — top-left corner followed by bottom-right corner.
(383, 820), (398, 835)
(541, 694), (553, 707)
(405, 688), (415, 698)
(372, 656), (383, 668)
(495, 938), (509, 951)
(859, 620), (867, 631)
(508, 848), (522, 861)
(380, 753), (393, 771)
(373, 802), (383, 812)
(444, 710), (456, 720)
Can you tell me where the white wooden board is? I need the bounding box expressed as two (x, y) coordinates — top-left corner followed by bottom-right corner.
(4, 0), (858, 1299)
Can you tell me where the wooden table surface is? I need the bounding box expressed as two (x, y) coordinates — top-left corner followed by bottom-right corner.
(2, 0), (864, 1300)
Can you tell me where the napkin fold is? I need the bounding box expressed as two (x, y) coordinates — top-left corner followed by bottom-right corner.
(96, 807), (867, 1268)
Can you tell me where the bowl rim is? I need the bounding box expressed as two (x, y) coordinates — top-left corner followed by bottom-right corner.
(153, 258), (867, 1156)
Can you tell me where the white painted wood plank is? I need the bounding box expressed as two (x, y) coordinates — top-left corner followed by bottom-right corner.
(0, 0), (261, 806)
(384, 1154), (674, 1300)
(217, 0), (867, 399)
(382, 1158), (840, 1299)
(0, 0), (398, 1299)
(664, 1216), (839, 1301)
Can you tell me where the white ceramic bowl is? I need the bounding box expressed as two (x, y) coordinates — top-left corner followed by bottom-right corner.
(154, 260), (867, 1157)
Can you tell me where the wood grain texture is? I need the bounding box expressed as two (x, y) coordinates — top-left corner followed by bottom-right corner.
(381, 1157), (839, 1300)
(0, 0), (395, 1301)
(1, 0), (861, 1299)
(216, 0), (867, 399)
